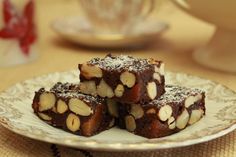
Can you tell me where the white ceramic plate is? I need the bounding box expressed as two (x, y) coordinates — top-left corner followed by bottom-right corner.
(51, 16), (168, 48)
(0, 70), (236, 151)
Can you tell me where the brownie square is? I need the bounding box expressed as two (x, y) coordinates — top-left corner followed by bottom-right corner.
(79, 54), (165, 104)
(32, 82), (114, 137)
(117, 85), (206, 138)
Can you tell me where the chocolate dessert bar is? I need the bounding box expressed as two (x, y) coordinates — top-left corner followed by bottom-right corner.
(79, 54), (165, 104)
(117, 85), (205, 138)
(32, 82), (114, 137)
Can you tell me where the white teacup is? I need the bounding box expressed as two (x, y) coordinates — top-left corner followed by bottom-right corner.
(172, 0), (236, 73)
(79, 0), (155, 34)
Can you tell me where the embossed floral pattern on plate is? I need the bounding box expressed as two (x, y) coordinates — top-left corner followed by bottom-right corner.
(0, 70), (236, 151)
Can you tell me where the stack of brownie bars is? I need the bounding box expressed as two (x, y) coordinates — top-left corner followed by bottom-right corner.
(32, 54), (206, 138)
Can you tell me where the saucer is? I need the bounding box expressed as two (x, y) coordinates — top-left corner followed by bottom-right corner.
(51, 16), (168, 48)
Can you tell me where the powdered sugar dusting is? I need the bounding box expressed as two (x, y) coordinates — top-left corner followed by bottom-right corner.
(88, 54), (161, 72)
(50, 82), (104, 104)
(150, 85), (204, 106)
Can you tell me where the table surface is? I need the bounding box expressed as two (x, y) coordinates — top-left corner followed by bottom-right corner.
(0, 0), (236, 157)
